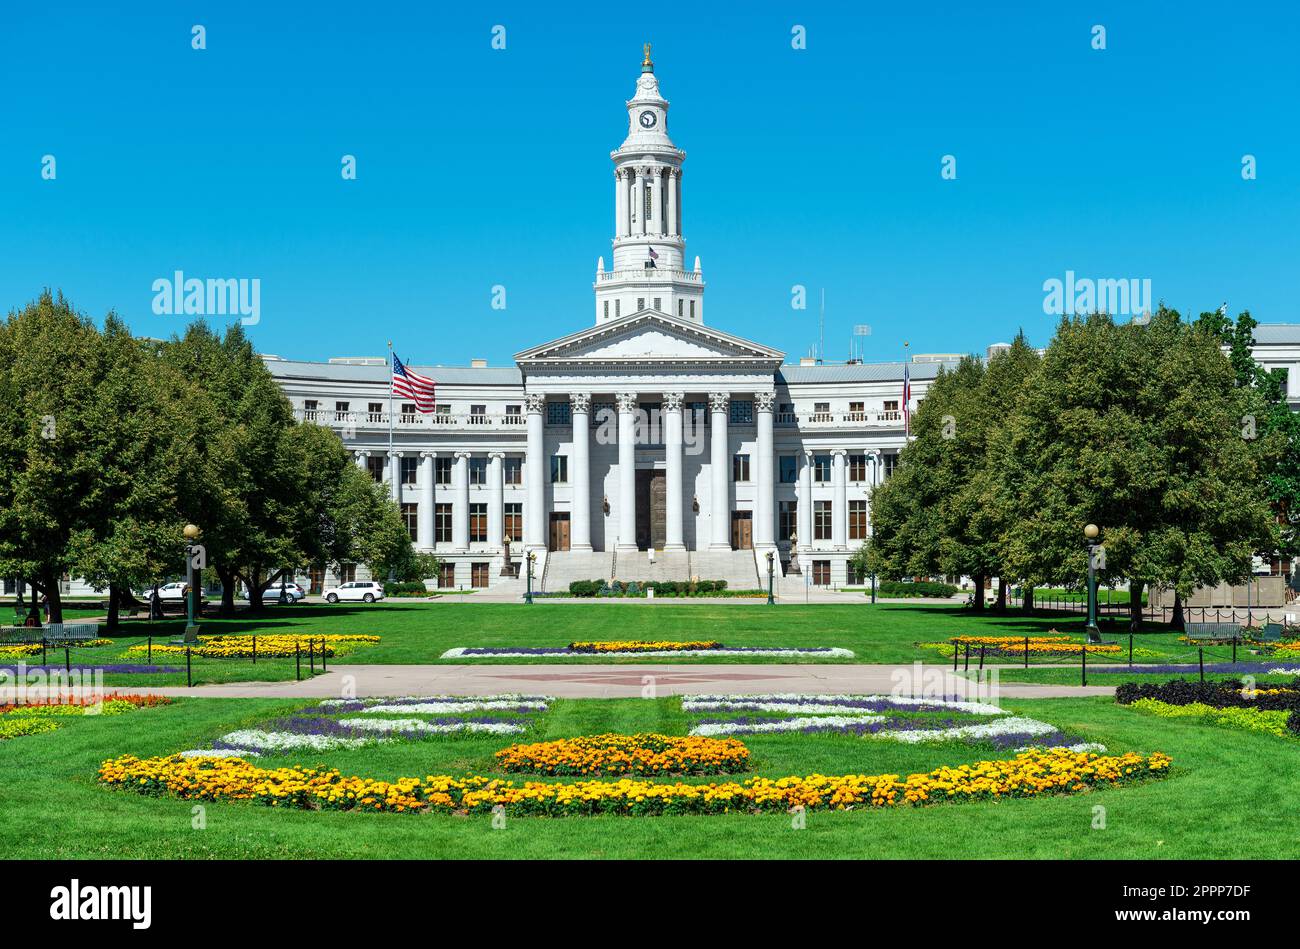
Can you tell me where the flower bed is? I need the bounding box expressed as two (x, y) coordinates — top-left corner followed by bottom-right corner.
(568, 640), (720, 653)
(494, 733), (749, 776)
(1127, 698), (1292, 738)
(0, 663), (182, 674)
(123, 634), (380, 659)
(98, 748), (1174, 816)
(0, 718), (61, 739)
(442, 646), (855, 659)
(0, 693), (172, 738)
(681, 693), (1004, 716)
(923, 636), (1124, 658)
(0, 639), (116, 659)
(1116, 677), (1300, 737)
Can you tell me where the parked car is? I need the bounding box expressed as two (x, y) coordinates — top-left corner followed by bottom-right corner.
(255, 582), (306, 604)
(321, 580), (385, 604)
(154, 582), (191, 602)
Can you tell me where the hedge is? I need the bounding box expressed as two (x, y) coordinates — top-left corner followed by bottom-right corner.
(566, 579), (734, 598)
(383, 581), (429, 596)
(877, 580), (960, 598)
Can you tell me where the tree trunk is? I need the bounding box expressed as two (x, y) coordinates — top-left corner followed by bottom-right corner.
(1171, 590), (1185, 632)
(106, 583), (120, 630)
(995, 577), (1007, 611)
(1022, 585), (1035, 611)
(1128, 581), (1143, 631)
(40, 572), (63, 624)
(247, 568), (265, 611)
(218, 568), (237, 616)
(971, 573), (985, 611)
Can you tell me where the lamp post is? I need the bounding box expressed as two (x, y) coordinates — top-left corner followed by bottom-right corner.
(183, 523), (201, 644)
(1084, 523), (1101, 643)
(766, 551), (775, 605)
(525, 551), (536, 605)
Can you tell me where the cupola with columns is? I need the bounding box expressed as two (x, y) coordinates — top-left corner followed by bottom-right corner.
(595, 44), (705, 326)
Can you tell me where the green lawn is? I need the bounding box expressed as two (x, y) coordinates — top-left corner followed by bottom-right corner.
(7, 601), (1282, 685)
(2, 691), (1296, 858)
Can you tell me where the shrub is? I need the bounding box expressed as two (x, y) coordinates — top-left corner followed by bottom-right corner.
(1115, 678), (1300, 713)
(568, 580), (603, 597)
(878, 580), (959, 598)
(383, 581), (428, 596)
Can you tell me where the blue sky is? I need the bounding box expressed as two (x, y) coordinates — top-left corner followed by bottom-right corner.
(2, 1), (1296, 366)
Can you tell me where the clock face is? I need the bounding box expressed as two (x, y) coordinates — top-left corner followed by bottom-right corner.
(638, 110), (656, 129)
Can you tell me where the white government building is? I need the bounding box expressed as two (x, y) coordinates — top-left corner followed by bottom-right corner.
(260, 52), (1300, 597)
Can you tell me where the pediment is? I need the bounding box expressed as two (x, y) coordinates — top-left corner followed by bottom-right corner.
(515, 310), (783, 366)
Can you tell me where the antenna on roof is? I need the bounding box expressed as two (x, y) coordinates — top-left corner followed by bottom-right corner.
(818, 288), (825, 365)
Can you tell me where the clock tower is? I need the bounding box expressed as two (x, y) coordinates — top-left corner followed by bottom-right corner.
(594, 45), (705, 325)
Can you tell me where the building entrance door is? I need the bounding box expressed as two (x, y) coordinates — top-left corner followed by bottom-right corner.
(635, 469), (666, 550)
(731, 511), (753, 550)
(549, 513), (571, 551)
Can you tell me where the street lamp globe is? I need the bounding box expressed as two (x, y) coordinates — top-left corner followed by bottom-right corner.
(183, 523), (201, 541)
(1084, 523), (1099, 540)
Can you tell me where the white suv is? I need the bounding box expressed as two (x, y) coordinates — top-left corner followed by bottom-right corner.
(322, 580), (385, 604)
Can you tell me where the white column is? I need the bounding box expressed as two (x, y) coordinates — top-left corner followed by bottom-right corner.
(799, 450), (814, 557)
(386, 451), (401, 502)
(832, 449), (847, 550)
(663, 391), (685, 551)
(616, 391), (639, 552)
(650, 168), (663, 235)
(570, 393), (592, 550)
(453, 451), (470, 551)
(634, 168), (647, 235)
(667, 168), (679, 236)
(525, 393), (545, 549)
(615, 169), (627, 238)
(709, 392), (731, 549)
(755, 391), (775, 548)
(487, 452), (505, 553)
(418, 451), (435, 549)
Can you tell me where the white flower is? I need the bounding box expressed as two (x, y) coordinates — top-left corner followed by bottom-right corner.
(318, 693), (551, 706)
(1266, 667), (1300, 675)
(439, 648), (856, 659)
(681, 694), (1004, 716)
(1013, 742), (1107, 754)
(358, 701), (547, 715)
(178, 749), (261, 758)
(217, 729), (374, 751)
(336, 717), (526, 735)
(870, 716), (1059, 744)
(689, 715), (883, 736)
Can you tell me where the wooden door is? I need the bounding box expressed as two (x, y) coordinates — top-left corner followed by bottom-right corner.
(731, 512), (753, 550)
(549, 513), (571, 551)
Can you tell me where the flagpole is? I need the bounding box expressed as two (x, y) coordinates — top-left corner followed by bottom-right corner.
(387, 340), (394, 465)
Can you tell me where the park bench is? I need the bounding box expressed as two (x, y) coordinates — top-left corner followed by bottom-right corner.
(1183, 622), (1243, 642)
(0, 622), (99, 644)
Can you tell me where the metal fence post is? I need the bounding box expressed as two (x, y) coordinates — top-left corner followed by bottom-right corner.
(252, 634), (257, 665)
(147, 635), (152, 663)
(186, 646), (192, 688)
(1199, 647), (1205, 683)
(64, 645), (70, 675)
(321, 637), (327, 673)
(1024, 636), (1029, 669)
(1081, 642), (1087, 687)
(296, 642), (301, 681)
(964, 642), (970, 672)
(309, 639), (315, 675)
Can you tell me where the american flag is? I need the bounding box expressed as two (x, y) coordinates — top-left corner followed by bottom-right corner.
(902, 361), (911, 438)
(391, 353), (436, 414)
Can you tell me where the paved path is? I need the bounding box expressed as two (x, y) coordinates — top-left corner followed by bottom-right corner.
(14, 663), (1116, 700)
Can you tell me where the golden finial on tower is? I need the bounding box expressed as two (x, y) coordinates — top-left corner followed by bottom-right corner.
(642, 42), (653, 72)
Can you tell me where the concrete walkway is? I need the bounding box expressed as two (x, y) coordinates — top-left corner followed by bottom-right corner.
(17, 663), (1116, 700)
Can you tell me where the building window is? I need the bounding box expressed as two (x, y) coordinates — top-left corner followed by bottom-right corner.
(438, 561), (455, 589)
(678, 299), (683, 317)
(503, 457), (522, 485)
(882, 453), (898, 479)
(849, 500), (868, 540)
(435, 404), (451, 417)
(604, 300), (610, 320)
(546, 401), (571, 426)
(814, 500), (832, 540)
(334, 401), (350, 421)
(366, 456), (385, 482)
(849, 454), (868, 482)
(469, 457), (487, 485)
(435, 457), (452, 485)
(591, 401), (615, 428)
(401, 503), (418, 542)
(435, 504), (453, 544)
(471, 562), (489, 588)
(400, 403), (417, 422)
(303, 399), (319, 420)
(339, 564), (356, 584)
(637, 297), (645, 311)
(469, 405), (487, 424)
(687, 401), (709, 426)
(733, 453), (751, 482)
(729, 400), (754, 425)
(849, 401), (865, 419)
(812, 402), (831, 421)
(689, 300), (695, 319)
(812, 560), (831, 586)
(400, 457), (419, 485)
(367, 402), (384, 423)
(551, 455), (568, 484)
(779, 500), (797, 542)
(506, 404), (521, 418)
(813, 455), (832, 482)
(847, 562), (865, 585)
(884, 399), (899, 413)
(469, 503), (487, 543)
(504, 503), (523, 541)
(615, 299), (621, 318)
(653, 297), (661, 311)
(779, 455), (797, 483)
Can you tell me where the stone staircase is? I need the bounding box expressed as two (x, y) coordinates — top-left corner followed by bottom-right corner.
(689, 549), (763, 590)
(613, 550), (690, 583)
(540, 550), (614, 593)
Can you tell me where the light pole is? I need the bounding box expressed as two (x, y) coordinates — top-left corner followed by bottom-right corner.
(183, 523), (201, 644)
(1084, 523), (1101, 643)
(525, 552), (536, 605)
(766, 550), (775, 605)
